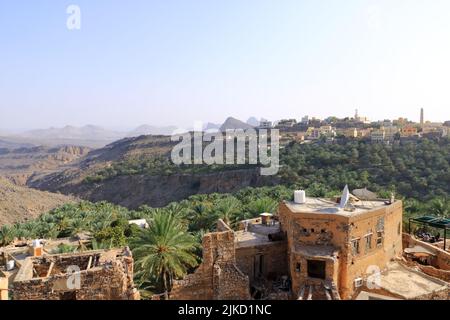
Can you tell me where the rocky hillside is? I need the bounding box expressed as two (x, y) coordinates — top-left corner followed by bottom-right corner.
(0, 177), (76, 226)
(29, 135), (278, 209)
(33, 168), (277, 209)
(0, 145), (90, 186)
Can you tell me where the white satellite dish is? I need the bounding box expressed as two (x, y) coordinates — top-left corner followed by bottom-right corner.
(339, 185), (350, 208)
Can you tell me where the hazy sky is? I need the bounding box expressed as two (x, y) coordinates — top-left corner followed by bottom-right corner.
(1, 0), (450, 130)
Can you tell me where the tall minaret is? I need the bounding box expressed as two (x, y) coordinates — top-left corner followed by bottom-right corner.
(355, 109), (359, 120)
(420, 108), (424, 127)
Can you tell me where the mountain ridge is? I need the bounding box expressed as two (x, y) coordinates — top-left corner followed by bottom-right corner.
(220, 117), (254, 131)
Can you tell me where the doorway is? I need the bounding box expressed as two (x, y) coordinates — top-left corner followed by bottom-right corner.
(59, 291), (77, 300)
(307, 260), (326, 279)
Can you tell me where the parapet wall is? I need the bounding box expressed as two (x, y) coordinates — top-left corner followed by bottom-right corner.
(403, 233), (450, 270)
(417, 264), (450, 282)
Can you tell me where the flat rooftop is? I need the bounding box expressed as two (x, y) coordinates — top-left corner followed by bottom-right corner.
(246, 222), (280, 236)
(235, 231), (277, 248)
(284, 198), (394, 216)
(378, 262), (448, 299)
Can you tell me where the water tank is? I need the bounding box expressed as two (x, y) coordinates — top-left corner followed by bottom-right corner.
(6, 260), (15, 271)
(32, 239), (42, 248)
(294, 190), (306, 204)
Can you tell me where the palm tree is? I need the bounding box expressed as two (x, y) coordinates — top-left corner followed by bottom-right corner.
(10, 224), (28, 240)
(165, 203), (188, 216)
(246, 197), (278, 217)
(429, 198), (449, 219)
(89, 220), (111, 234)
(131, 212), (198, 295)
(404, 198), (422, 215)
(216, 197), (241, 227)
(67, 218), (88, 237)
(0, 225), (14, 246)
(52, 243), (78, 254)
(187, 203), (215, 231)
(90, 238), (114, 250)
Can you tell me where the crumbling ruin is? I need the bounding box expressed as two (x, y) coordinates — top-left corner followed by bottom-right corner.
(170, 220), (251, 300)
(11, 248), (139, 300)
(1, 239), (140, 300)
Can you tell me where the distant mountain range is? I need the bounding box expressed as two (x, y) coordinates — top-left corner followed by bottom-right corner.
(126, 125), (178, 137)
(0, 124), (184, 148)
(18, 125), (124, 141)
(0, 117), (261, 148)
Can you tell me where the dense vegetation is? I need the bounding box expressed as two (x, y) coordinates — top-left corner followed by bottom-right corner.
(84, 137), (450, 204)
(83, 155), (257, 183)
(279, 138), (450, 200)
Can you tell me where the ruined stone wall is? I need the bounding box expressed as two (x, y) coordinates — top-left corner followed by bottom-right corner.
(12, 251), (138, 300)
(417, 264), (450, 282)
(170, 228), (250, 300)
(169, 264), (214, 300)
(403, 233), (450, 270)
(235, 241), (287, 284)
(213, 263), (251, 300)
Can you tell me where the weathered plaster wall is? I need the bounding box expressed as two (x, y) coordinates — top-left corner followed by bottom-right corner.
(278, 200), (403, 299)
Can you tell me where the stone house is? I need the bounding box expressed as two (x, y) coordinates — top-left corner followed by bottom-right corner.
(278, 195), (403, 299)
(169, 189), (448, 300)
(11, 248), (139, 300)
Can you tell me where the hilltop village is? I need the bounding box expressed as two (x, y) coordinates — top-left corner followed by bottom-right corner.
(270, 109), (450, 145)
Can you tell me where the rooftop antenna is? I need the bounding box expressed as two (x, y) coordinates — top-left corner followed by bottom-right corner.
(340, 185), (350, 209)
(390, 192), (395, 204)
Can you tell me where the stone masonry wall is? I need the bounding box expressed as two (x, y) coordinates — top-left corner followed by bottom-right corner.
(12, 250), (138, 300)
(235, 242), (287, 283)
(403, 233), (450, 270)
(170, 222), (250, 300)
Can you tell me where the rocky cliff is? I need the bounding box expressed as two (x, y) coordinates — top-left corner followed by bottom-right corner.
(30, 168), (278, 209)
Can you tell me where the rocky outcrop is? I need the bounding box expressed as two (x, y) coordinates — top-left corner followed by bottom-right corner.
(23, 134), (279, 209)
(0, 145), (90, 186)
(31, 168), (279, 209)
